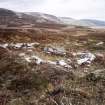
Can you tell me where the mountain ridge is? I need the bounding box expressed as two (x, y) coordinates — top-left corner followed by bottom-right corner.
(0, 8), (105, 27)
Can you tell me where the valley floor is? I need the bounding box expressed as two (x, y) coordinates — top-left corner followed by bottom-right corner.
(0, 26), (105, 105)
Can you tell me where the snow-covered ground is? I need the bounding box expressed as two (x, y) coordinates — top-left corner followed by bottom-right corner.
(0, 42), (40, 49)
(19, 52), (72, 68)
(76, 52), (96, 65)
(57, 60), (72, 68)
(96, 41), (104, 46)
(44, 46), (66, 56)
(0, 42), (97, 68)
(0, 43), (8, 48)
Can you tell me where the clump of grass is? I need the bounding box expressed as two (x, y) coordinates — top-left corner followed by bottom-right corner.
(8, 73), (49, 91)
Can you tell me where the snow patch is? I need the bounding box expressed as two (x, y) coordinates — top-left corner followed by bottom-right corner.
(96, 41), (104, 46)
(25, 57), (31, 62)
(76, 52), (96, 65)
(47, 61), (57, 65)
(57, 60), (72, 68)
(31, 56), (43, 64)
(44, 47), (66, 56)
(19, 53), (26, 57)
(19, 52), (72, 68)
(0, 43), (8, 48)
(0, 42), (39, 49)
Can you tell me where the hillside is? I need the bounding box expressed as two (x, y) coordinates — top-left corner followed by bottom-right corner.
(81, 19), (105, 26)
(0, 23), (105, 105)
(0, 8), (105, 27)
(60, 17), (105, 27)
(25, 12), (62, 24)
(0, 8), (64, 28)
(0, 8), (105, 105)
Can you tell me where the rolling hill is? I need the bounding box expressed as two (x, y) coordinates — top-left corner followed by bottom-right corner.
(0, 8), (105, 27)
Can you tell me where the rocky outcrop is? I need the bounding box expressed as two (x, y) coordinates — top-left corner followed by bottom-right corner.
(44, 46), (66, 56)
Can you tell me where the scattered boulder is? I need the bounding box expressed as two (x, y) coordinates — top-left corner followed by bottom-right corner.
(76, 52), (96, 65)
(44, 46), (66, 56)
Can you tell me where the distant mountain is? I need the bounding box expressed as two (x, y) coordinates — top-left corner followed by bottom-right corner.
(59, 17), (105, 27)
(25, 12), (62, 24)
(59, 17), (76, 24)
(0, 8), (17, 17)
(59, 17), (95, 26)
(0, 8), (105, 27)
(0, 8), (63, 27)
(81, 19), (105, 26)
(0, 8), (18, 25)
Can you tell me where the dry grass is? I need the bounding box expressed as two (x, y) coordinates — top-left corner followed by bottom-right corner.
(0, 27), (105, 105)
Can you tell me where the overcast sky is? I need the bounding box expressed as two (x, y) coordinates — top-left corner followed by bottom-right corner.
(0, 0), (105, 20)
